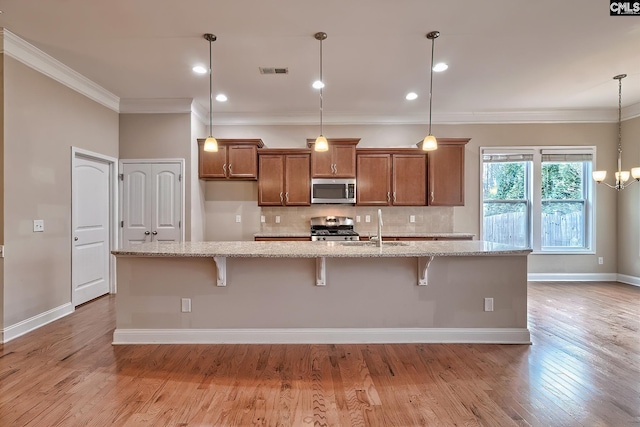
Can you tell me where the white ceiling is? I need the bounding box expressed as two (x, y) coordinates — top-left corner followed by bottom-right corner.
(1, 0), (640, 124)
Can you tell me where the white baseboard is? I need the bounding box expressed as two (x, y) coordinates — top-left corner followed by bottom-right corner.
(528, 273), (618, 282)
(1, 303), (74, 343)
(113, 327), (531, 345)
(617, 274), (640, 287)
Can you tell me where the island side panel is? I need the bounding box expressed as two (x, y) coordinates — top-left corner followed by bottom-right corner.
(115, 255), (527, 332)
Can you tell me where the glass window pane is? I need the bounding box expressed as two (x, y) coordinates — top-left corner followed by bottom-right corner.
(542, 162), (583, 199)
(483, 162), (526, 200)
(483, 202), (528, 247)
(542, 201), (585, 248)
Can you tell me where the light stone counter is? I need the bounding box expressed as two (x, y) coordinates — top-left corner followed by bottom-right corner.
(113, 240), (527, 258)
(113, 240), (531, 345)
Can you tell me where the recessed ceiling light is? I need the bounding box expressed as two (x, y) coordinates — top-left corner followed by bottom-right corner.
(406, 92), (418, 100)
(433, 62), (448, 72)
(192, 65), (207, 74)
(312, 80), (324, 89)
(215, 94), (228, 102)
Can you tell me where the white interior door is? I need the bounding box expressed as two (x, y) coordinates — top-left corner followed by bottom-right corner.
(72, 155), (111, 306)
(153, 163), (182, 242)
(122, 163), (153, 247)
(121, 161), (183, 248)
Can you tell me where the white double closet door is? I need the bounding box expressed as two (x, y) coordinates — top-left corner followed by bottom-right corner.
(121, 161), (183, 248)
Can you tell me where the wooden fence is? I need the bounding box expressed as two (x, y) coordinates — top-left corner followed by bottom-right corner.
(483, 211), (583, 248)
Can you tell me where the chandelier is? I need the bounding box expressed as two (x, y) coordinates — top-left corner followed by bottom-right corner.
(592, 74), (640, 190)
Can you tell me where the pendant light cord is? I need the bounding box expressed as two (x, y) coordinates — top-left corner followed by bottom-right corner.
(617, 75), (623, 176)
(209, 37), (213, 136)
(428, 35), (435, 135)
(319, 37), (323, 136)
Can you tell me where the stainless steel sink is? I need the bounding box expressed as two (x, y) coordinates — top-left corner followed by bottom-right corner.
(336, 241), (409, 247)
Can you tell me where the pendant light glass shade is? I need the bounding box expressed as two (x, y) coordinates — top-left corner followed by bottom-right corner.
(422, 31), (440, 152)
(203, 33), (218, 153)
(315, 135), (329, 152)
(422, 135), (438, 151)
(204, 136), (218, 152)
(314, 32), (328, 152)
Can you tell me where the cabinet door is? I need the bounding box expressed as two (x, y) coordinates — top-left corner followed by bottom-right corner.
(356, 154), (391, 205)
(332, 144), (356, 178)
(428, 144), (465, 206)
(310, 149), (334, 178)
(258, 155), (285, 206)
(227, 145), (258, 179)
(392, 154), (426, 206)
(284, 154), (311, 206)
(199, 145), (228, 179)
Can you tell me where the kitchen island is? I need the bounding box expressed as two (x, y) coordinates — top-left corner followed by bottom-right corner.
(112, 241), (531, 345)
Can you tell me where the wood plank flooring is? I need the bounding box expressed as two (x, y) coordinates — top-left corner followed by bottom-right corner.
(1, 281), (638, 426)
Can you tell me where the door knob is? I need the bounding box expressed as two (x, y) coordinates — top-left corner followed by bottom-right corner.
(144, 231), (150, 235)
(152, 231), (158, 235)
(74, 237), (78, 241)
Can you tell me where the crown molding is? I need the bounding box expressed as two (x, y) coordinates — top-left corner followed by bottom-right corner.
(624, 102), (640, 121)
(119, 98), (193, 114)
(190, 100), (208, 124)
(0, 28), (120, 112)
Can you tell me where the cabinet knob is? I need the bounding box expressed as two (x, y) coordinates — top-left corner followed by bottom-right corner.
(144, 231), (150, 235)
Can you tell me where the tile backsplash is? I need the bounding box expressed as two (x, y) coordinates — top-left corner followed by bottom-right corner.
(260, 206), (453, 235)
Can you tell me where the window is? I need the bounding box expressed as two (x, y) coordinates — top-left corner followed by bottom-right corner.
(481, 147), (594, 253)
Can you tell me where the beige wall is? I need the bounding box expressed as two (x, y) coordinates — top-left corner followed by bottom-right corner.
(204, 122), (620, 275)
(0, 52), (4, 331)
(119, 113), (192, 240)
(618, 116), (640, 278)
(3, 56), (119, 327)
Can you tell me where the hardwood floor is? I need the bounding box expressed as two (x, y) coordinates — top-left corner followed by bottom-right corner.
(1, 282), (638, 426)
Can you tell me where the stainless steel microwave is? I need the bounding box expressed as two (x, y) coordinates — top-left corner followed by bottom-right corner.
(311, 178), (356, 204)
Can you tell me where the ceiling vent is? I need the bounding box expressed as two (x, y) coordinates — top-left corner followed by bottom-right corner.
(259, 67), (289, 75)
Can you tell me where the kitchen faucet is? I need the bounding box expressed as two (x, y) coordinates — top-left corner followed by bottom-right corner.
(370, 209), (383, 247)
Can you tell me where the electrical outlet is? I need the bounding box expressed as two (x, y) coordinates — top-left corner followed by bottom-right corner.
(365, 215), (371, 223)
(260, 215), (265, 223)
(484, 298), (494, 312)
(598, 257), (604, 265)
(410, 215), (416, 223)
(235, 215), (241, 223)
(181, 298), (192, 313)
(275, 215), (281, 224)
(33, 220), (44, 232)
(356, 216), (361, 223)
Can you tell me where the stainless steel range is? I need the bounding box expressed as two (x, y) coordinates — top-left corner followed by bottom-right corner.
(310, 216), (360, 241)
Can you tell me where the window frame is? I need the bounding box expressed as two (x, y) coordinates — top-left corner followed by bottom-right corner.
(480, 146), (596, 255)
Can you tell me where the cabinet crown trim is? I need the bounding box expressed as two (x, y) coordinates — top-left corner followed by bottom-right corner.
(306, 138), (360, 148)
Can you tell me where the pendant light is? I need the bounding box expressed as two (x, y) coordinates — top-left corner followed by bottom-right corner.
(592, 74), (640, 190)
(314, 32), (329, 152)
(203, 33), (218, 152)
(422, 31), (440, 151)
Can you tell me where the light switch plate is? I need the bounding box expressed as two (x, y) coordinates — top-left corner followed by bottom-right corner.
(365, 215), (371, 223)
(275, 216), (281, 223)
(260, 215), (266, 223)
(235, 215), (242, 223)
(356, 216), (361, 223)
(33, 220), (44, 232)
(410, 215), (416, 223)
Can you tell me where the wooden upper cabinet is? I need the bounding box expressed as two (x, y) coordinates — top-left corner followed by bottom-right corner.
(426, 139), (470, 206)
(198, 139), (264, 180)
(392, 154), (426, 206)
(356, 153), (392, 205)
(307, 138), (359, 178)
(258, 149), (310, 206)
(357, 149), (426, 206)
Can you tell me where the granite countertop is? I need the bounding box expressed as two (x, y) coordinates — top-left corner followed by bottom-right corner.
(113, 240), (530, 258)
